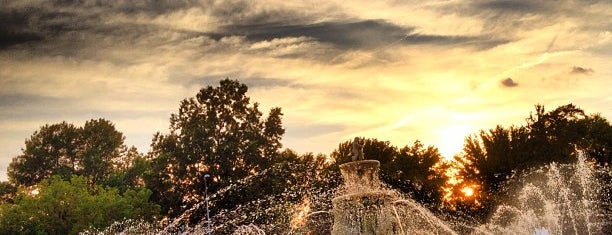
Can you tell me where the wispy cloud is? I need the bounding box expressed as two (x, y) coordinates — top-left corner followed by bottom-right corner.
(0, 0), (611, 180)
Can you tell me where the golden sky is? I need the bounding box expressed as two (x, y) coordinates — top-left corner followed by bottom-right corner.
(1, 0), (611, 180)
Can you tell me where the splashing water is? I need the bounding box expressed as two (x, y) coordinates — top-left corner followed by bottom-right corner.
(90, 154), (610, 234)
(475, 154), (609, 235)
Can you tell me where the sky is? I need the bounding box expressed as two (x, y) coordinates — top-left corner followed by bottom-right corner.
(1, 0), (611, 181)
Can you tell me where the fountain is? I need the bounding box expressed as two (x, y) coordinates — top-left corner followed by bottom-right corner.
(474, 154), (610, 235)
(331, 138), (456, 235)
(332, 159), (399, 234)
(88, 142), (610, 235)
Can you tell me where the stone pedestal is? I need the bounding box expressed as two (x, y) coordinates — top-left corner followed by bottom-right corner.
(331, 160), (401, 235)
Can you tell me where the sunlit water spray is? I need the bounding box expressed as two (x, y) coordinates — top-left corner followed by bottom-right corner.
(85, 153), (610, 234)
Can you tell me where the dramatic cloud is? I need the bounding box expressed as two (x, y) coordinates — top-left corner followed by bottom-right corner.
(570, 66), (594, 75)
(215, 20), (508, 50)
(501, 78), (518, 87)
(0, 0), (611, 180)
(0, 11), (44, 49)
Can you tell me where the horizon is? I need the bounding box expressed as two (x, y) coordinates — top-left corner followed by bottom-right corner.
(1, 0), (611, 181)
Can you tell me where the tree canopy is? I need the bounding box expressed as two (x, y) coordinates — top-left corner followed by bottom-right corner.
(147, 79), (285, 217)
(450, 104), (612, 217)
(8, 119), (127, 186)
(0, 175), (159, 235)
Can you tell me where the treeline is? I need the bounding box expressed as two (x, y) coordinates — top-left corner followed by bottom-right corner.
(0, 79), (610, 234)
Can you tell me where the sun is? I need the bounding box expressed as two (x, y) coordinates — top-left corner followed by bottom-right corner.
(438, 125), (471, 160)
(461, 186), (474, 197)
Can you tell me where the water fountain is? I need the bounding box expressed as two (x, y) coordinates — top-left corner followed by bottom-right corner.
(328, 140), (610, 235)
(473, 154), (610, 235)
(88, 144), (610, 235)
(331, 159), (399, 234)
(331, 138), (456, 235)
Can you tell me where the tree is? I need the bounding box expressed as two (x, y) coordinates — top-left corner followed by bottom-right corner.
(8, 122), (80, 186)
(104, 147), (151, 192)
(459, 125), (530, 193)
(7, 119), (128, 186)
(148, 79), (285, 217)
(578, 114), (612, 165)
(525, 104), (587, 165)
(0, 175), (160, 235)
(80, 119), (126, 183)
(452, 104), (612, 215)
(384, 141), (448, 205)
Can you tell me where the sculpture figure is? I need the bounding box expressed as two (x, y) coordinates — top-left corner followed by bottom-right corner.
(351, 137), (364, 161)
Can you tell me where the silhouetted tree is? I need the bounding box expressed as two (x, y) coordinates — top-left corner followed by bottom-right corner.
(7, 119), (127, 186)
(578, 114), (612, 165)
(148, 79), (285, 217)
(456, 104), (612, 208)
(8, 122), (80, 186)
(384, 141), (448, 205)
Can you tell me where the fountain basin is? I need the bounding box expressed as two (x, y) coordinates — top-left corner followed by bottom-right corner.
(332, 190), (400, 235)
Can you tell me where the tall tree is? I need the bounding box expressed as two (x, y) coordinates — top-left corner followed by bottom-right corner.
(148, 79), (285, 217)
(580, 114), (612, 164)
(80, 119), (126, 183)
(8, 122), (80, 186)
(7, 119), (127, 186)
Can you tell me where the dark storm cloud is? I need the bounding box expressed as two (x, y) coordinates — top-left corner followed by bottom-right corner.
(0, 10), (44, 48)
(217, 20), (508, 50)
(51, 0), (198, 15)
(0, 0), (510, 55)
(570, 66), (594, 75)
(474, 0), (548, 13)
(218, 20), (409, 49)
(501, 78), (518, 87)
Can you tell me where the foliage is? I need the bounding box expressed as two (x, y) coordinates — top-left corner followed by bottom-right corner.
(203, 150), (339, 234)
(0, 175), (160, 235)
(147, 79), (285, 217)
(104, 147), (151, 192)
(451, 104), (612, 217)
(0, 181), (17, 204)
(8, 121), (80, 186)
(386, 141), (448, 205)
(7, 119), (127, 186)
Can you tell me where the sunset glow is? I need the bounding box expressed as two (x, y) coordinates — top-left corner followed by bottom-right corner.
(1, 1), (611, 181)
(438, 125), (472, 160)
(461, 186), (475, 198)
